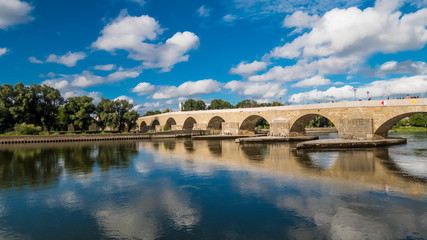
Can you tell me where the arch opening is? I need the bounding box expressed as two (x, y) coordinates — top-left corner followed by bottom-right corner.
(240, 115), (269, 134)
(164, 117), (177, 130)
(183, 117), (197, 130)
(150, 119), (160, 131)
(207, 116), (225, 130)
(290, 114), (336, 136)
(139, 121), (150, 133)
(376, 112), (426, 138)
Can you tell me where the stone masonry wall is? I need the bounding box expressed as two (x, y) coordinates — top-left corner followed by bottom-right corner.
(338, 118), (374, 140)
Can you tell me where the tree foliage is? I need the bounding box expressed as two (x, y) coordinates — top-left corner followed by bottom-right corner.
(235, 99), (259, 108)
(183, 99), (206, 111)
(209, 99), (233, 110)
(64, 96), (96, 132)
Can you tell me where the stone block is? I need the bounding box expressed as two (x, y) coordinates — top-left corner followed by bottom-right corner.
(193, 123), (208, 130)
(155, 125), (161, 132)
(338, 118), (373, 140)
(171, 125), (183, 130)
(269, 118), (290, 137)
(221, 122), (240, 135)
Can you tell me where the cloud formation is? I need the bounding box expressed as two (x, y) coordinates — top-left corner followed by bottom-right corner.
(0, 47), (8, 56)
(151, 79), (222, 99)
(374, 60), (427, 76)
(229, 60), (268, 76)
(30, 51), (87, 67)
(197, 5), (211, 17)
(224, 80), (287, 99)
(131, 82), (156, 96)
(92, 12), (199, 72)
(94, 64), (116, 71)
(289, 75), (427, 102)
(0, 0), (33, 29)
(291, 75), (331, 88)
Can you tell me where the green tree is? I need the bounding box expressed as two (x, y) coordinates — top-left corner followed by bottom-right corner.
(64, 96), (96, 132)
(123, 110), (140, 132)
(209, 99), (233, 110)
(235, 99), (259, 108)
(163, 121), (171, 131)
(183, 99), (206, 111)
(143, 111), (155, 116)
(266, 101), (284, 107)
(113, 99), (133, 132)
(163, 108), (171, 113)
(96, 98), (118, 131)
(409, 113), (427, 127)
(0, 84), (14, 132)
(56, 106), (68, 131)
(154, 110), (162, 115)
(37, 85), (64, 131)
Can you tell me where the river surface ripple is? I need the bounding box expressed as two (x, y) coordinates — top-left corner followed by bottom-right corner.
(0, 132), (426, 239)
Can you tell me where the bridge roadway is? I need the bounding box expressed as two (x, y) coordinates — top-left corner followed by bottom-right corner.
(137, 98), (427, 140)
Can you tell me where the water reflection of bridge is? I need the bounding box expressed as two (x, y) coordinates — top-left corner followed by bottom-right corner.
(139, 140), (427, 197)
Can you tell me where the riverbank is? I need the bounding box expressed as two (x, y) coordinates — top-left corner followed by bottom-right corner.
(390, 126), (427, 132)
(0, 130), (210, 144)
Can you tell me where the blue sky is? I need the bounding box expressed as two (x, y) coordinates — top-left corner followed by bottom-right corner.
(1, 0), (427, 112)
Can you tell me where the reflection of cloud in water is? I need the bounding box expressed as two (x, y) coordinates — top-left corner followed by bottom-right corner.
(308, 152), (338, 169)
(95, 181), (200, 239)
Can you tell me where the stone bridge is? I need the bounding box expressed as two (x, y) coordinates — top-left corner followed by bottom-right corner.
(137, 98), (427, 140)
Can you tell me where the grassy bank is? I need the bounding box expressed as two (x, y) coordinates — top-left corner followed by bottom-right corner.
(391, 126), (427, 132)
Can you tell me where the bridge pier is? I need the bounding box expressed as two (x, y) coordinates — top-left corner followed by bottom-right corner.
(269, 118), (290, 137)
(193, 123), (208, 130)
(338, 118), (374, 140)
(221, 122), (240, 135)
(171, 125), (183, 130)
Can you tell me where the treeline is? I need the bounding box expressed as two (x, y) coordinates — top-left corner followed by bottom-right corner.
(143, 98), (284, 116)
(394, 114), (427, 128)
(0, 83), (139, 134)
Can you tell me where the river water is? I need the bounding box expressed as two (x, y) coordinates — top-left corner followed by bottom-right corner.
(0, 132), (426, 239)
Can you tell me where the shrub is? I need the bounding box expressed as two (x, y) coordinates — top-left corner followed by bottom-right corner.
(14, 123), (43, 135)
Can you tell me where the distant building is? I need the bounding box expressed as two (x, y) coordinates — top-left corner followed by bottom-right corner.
(179, 102), (183, 112)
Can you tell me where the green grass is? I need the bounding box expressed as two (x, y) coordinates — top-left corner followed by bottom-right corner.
(391, 126), (427, 132)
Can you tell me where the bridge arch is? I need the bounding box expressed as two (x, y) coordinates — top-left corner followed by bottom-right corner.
(208, 116), (225, 130)
(183, 117), (197, 130)
(139, 121), (147, 130)
(165, 117), (177, 128)
(240, 115), (269, 131)
(151, 119), (160, 128)
(290, 114), (336, 136)
(375, 112), (426, 138)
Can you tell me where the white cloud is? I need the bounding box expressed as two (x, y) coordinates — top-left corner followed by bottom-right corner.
(283, 11), (319, 33)
(30, 52), (87, 67)
(46, 51), (87, 67)
(28, 56), (43, 63)
(0, 47), (8, 56)
(249, 55), (360, 82)
(223, 14), (237, 22)
(92, 12), (199, 72)
(291, 75), (332, 88)
(375, 60), (427, 76)
(152, 79), (221, 99)
(132, 82), (155, 96)
(0, 0), (33, 29)
(197, 5), (211, 17)
(246, 1), (427, 84)
(94, 64), (116, 71)
(41, 79), (69, 90)
(271, 3), (427, 60)
(289, 75), (427, 102)
(224, 80), (287, 99)
(229, 60), (268, 76)
(129, 0), (145, 6)
(114, 95), (134, 104)
(106, 69), (141, 82)
(71, 71), (104, 87)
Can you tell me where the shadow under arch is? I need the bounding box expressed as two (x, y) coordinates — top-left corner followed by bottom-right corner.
(290, 114), (336, 136)
(139, 121), (150, 133)
(208, 116), (225, 130)
(151, 119), (160, 130)
(240, 115), (269, 132)
(183, 117), (197, 130)
(375, 112), (426, 138)
(166, 117), (177, 128)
